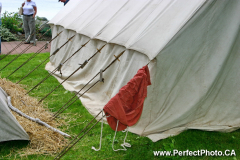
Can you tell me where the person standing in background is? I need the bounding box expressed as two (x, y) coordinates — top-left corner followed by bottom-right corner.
(0, 2), (2, 54)
(59, 0), (70, 6)
(22, 0), (37, 45)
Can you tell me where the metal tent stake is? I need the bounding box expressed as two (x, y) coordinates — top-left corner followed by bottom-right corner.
(54, 51), (145, 159)
(54, 111), (105, 160)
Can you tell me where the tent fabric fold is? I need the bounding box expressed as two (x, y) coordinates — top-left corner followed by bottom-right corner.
(49, 0), (206, 60)
(103, 65), (151, 131)
(47, 0), (240, 141)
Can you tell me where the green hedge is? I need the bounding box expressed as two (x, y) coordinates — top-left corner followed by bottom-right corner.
(0, 26), (19, 42)
(2, 11), (23, 34)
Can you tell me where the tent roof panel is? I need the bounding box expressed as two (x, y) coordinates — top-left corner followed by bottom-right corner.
(49, 0), (206, 60)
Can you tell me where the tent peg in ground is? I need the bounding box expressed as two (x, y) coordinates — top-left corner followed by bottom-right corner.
(54, 111), (104, 160)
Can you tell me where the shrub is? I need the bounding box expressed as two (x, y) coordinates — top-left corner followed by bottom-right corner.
(0, 26), (19, 42)
(40, 27), (52, 37)
(36, 16), (48, 21)
(35, 16), (52, 37)
(2, 11), (23, 33)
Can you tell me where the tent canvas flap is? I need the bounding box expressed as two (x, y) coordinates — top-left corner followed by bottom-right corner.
(0, 87), (29, 142)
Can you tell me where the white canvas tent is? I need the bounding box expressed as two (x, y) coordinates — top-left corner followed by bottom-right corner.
(0, 87), (29, 142)
(47, 0), (240, 142)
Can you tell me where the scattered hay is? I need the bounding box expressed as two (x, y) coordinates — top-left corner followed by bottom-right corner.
(0, 78), (69, 156)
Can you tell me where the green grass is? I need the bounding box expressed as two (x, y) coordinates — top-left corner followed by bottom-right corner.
(0, 53), (239, 160)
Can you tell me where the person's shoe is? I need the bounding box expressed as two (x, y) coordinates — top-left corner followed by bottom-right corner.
(24, 42), (30, 44)
(30, 41), (36, 46)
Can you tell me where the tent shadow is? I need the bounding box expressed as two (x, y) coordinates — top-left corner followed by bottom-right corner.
(0, 140), (29, 157)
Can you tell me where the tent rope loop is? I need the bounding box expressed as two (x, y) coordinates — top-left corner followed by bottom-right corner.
(99, 69), (104, 82)
(79, 60), (88, 69)
(53, 69), (105, 119)
(112, 120), (131, 151)
(91, 109), (105, 151)
(92, 113), (131, 152)
(54, 111), (105, 160)
(57, 63), (63, 77)
(53, 50), (125, 118)
(45, 41), (49, 49)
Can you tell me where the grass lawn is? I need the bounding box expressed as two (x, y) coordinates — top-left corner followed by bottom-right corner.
(0, 53), (239, 160)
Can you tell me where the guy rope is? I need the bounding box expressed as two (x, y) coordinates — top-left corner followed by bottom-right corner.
(52, 50), (125, 118)
(54, 111), (105, 160)
(54, 60), (151, 159)
(38, 44), (109, 103)
(0, 21), (49, 61)
(16, 35), (76, 84)
(6, 31), (63, 79)
(24, 40), (94, 93)
(0, 28), (52, 71)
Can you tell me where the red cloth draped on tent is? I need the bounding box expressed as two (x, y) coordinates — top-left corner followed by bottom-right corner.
(103, 65), (151, 131)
